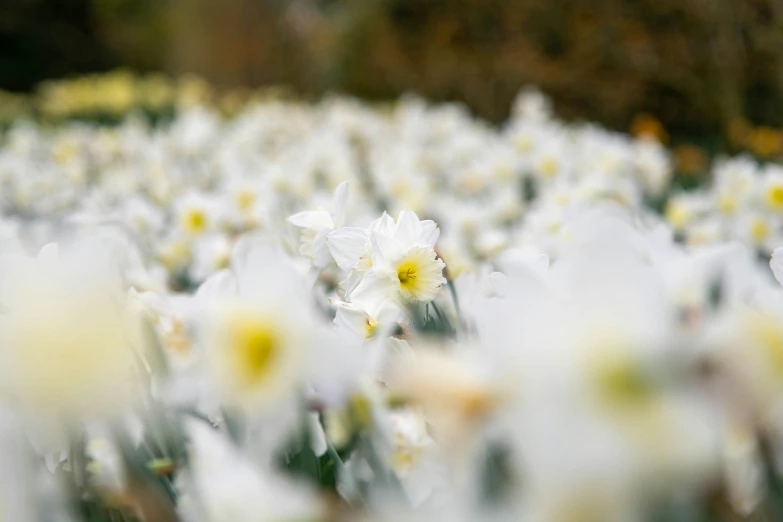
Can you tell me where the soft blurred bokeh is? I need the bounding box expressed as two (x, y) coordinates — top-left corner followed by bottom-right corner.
(2, 0), (783, 143)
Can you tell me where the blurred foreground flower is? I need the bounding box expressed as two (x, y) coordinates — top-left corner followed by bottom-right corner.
(0, 242), (137, 420)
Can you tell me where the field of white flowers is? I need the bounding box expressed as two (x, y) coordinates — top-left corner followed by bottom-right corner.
(3, 81), (783, 522)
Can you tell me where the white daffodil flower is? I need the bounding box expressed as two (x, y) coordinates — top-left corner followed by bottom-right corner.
(175, 191), (219, 237)
(178, 420), (324, 522)
(349, 210), (445, 307)
(0, 242), (137, 420)
(197, 244), (312, 412)
(288, 181), (349, 269)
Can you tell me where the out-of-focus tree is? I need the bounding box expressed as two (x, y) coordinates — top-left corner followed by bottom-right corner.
(4, 0), (783, 141)
(306, 0), (783, 136)
(90, 0), (171, 72)
(0, 0), (117, 91)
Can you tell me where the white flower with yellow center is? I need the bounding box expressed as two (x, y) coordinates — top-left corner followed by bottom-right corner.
(716, 191), (739, 216)
(198, 244), (313, 411)
(350, 211), (445, 306)
(326, 211), (403, 299)
(735, 212), (779, 250)
(664, 193), (711, 233)
(222, 178), (268, 230)
(530, 133), (570, 182)
(0, 243), (136, 419)
(762, 167), (783, 213)
(203, 300), (306, 410)
(175, 191), (217, 237)
(535, 153), (562, 180)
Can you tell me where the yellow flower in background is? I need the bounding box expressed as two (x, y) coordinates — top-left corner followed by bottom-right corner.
(630, 113), (668, 144)
(749, 127), (782, 158)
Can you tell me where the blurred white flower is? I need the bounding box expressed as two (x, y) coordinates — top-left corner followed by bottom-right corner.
(197, 244), (313, 411)
(178, 420), (324, 522)
(0, 242), (137, 419)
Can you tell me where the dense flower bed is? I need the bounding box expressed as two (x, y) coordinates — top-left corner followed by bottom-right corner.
(1, 86), (783, 521)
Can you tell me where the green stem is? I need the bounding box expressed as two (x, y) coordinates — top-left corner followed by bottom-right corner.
(447, 278), (467, 335)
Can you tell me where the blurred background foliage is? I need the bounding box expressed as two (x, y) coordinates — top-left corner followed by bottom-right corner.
(2, 0), (783, 150)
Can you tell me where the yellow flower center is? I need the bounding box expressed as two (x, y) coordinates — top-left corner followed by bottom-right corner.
(232, 320), (280, 388)
(397, 262), (418, 289)
(665, 202), (691, 231)
(391, 445), (422, 473)
(158, 240), (190, 269)
(767, 185), (783, 211)
(236, 191), (256, 212)
(596, 360), (654, 406)
(748, 314), (783, 377)
(539, 157), (560, 178)
(587, 342), (657, 410)
(750, 218), (769, 244)
(53, 143), (77, 165)
(392, 246), (445, 303)
(182, 209), (208, 235)
(717, 194), (736, 215)
(364, 318), (378, 338)
(514, 136), (533, 152)
(546, 220), (562, 234)
(164, 319), (191, 355)
(391, 178), (413, 200)
(350, 393), (372, 429)
(357, 244), (373, 270)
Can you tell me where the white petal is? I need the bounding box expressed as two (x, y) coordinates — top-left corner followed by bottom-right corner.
(771, 247), (783, 286)
(497, 247), (550, 279)
(331, 181), (349, 228)
(369, 211), (395, 235)
(287, 210), (333, 230)
(374, 300), (405, 326)
(370, 232), (404, 269)
(333, 305), (369, 340)
(350, 270), (400, 309)
(342, 269), (365, 301)
(394, 210), (423, 246)
(238, 244), (306, 302)
(419, 220), (440, 246)
(326, 227), (367, 271)
(196, 269), (237, 300)
(312, 230), (333, 269)
(37, 242), (59, 263)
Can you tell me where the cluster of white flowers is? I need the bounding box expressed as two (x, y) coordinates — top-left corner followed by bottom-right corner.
(666, 156), (783, 250)
(1, 88), (783, 522)
(0, 89), (674, 291)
